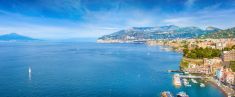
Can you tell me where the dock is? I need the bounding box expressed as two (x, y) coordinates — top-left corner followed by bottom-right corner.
(168, 70), (183, 73)
(179, 75), (209, 79)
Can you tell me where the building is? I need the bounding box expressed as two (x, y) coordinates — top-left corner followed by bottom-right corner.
(225, 72), (235, 85)
(185, 63), (211, 74)
(203, 58), (222, 74)
(222, 50), (235, 62)
(216, 42), (226, 50)
(204, 58), (222, 66)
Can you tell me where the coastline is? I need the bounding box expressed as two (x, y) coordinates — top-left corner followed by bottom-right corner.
(96, 40), (235, 97)
(207, 78), (228, 97)
(147, 39), (235, 96)
(207, 77), (235, 97)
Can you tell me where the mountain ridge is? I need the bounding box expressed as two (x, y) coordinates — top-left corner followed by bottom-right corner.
(0, 33), (36, 41)
(200, 27), (235, 39)
(98, 25), (221, 41)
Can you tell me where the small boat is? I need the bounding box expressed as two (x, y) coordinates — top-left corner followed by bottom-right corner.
(28, 67), (32, 80)
(186, 84), (192, 87)
(183, 79), (191, 87)
(184, 72), (189, 74)
(161, 91), (173, 97)
(183, 79), (188, 85)
(177, 91), (189, 97)
(200, 83), (205, 87)
(29, 67), (31, 73)
(191, 79), (197, 83)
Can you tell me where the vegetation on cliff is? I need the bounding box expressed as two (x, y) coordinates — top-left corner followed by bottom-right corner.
(180, 59), (189, 70)
(230, 61), (235, 72)
(224, 45), (235, 51)
(183, 47), (221, 59)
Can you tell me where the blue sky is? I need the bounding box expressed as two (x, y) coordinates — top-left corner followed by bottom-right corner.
(0, 0), (235, 39)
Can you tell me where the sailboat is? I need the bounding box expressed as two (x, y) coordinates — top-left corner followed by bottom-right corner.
(29, 67), (31, 80)
(29, 67), (31, 73)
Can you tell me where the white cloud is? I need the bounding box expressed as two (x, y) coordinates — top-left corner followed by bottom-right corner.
(163, 8), (235, 29)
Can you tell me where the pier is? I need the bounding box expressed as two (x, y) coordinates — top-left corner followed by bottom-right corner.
(179, 75), (209, 79)
(168, 70), (183, 73)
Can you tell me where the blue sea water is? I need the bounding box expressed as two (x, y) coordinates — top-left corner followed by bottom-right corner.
(0, 42), (224, 97)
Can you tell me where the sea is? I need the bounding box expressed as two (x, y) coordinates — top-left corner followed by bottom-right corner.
(0, 41), (224, 97)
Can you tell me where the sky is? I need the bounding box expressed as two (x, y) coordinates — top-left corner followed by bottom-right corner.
(0, 0), (235, 39)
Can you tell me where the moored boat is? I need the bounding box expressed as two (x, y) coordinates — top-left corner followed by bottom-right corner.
(177, 91), (189, 97)
(29, 67), (31, 73)
(200, 83), (205, 87)
(161, 91), (173, 97)
(191, 79), (197, 83)
(173, 74), (181, 86)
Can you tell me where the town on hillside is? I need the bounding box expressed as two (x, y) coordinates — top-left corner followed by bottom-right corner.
(147, 38), (235, 96)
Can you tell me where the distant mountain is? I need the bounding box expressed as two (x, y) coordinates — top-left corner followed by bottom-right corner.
(0, 33), (35, 41)
(205, 26), (221, 31)
(200, 27), (235, 39)
(98, 25), (220, 40)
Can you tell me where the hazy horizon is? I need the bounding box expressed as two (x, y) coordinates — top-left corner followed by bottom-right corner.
(0, 0), (235, 39)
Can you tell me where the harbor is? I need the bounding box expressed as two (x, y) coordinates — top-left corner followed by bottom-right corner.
(166, 73), (212, 97)
(170, 72), (235, 97)
(173, 74), (207, 87)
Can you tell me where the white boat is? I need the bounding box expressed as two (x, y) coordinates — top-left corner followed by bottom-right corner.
(173, 74), (181, 86)
(191, 79), (197, 83)
(29, 67), (31, 73)
(183, 79), (188, 85)
(186, 84), (192, 87)
(184, 72), (189, 74)
(161, 91), (173, 97)
(177, 91), (189, 97)
(200, 83), (205, 87)
(183, 79), (191, 87)
(28, 67), (32, 80)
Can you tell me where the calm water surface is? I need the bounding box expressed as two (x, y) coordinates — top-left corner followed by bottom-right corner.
(0, 42), (224, 97)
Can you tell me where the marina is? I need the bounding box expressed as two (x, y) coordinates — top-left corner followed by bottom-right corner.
(173, 73), (210, 89)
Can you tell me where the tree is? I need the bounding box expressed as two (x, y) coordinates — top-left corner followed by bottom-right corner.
(183, 47), (221, 59)
(183, 48), (189, 56)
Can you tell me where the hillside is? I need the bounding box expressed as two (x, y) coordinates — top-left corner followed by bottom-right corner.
(200, 27), (235, 38)
(98, 25), (220, 41)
